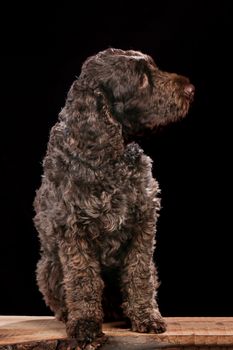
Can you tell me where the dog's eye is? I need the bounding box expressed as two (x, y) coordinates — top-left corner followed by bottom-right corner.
(140, 74), (149, 89)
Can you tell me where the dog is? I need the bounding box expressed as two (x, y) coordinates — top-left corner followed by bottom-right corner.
(33, 48), (194, 349)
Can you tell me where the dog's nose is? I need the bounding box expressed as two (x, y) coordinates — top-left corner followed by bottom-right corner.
(184, 83), (195, 100)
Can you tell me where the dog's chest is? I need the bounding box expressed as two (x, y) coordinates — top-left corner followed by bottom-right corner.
(89, 171), (138, 235)
(83, 145), (154, 228)
(93, 179), (139, 266)
(98, 146), (150, 227)
(88, 146), (157, 265)
(75, 143), (158, 265)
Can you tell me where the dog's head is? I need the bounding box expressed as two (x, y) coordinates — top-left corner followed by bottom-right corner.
(78, 48), (194, 138)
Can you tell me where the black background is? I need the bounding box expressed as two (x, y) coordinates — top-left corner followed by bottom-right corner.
(0, 1), (232, 317)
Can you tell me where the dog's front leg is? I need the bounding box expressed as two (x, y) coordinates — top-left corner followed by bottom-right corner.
(121, 229), (167, 334)
(59, 237), (105, 348)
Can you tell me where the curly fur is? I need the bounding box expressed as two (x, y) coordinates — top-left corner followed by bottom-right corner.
(33, 48), (194, 348)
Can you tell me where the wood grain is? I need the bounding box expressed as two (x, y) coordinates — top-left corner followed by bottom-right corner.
(0, 316), (233, 349)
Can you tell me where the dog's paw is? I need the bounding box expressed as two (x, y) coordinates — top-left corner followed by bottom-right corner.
(66, 318), (103, 347)
(131, 313), (167, 334)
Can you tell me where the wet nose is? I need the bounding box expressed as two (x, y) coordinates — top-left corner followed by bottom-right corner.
(184, 83), (195, 99)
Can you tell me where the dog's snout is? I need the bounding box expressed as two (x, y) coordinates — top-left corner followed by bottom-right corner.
(183, 83), (195, 99)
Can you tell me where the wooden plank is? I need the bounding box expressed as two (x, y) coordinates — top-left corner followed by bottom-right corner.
(0, 316), (233, 349)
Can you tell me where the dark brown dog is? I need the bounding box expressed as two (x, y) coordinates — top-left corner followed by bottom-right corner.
(34, 48), (194, 349)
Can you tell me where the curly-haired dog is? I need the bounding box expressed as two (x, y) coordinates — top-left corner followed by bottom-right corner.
(34, 48), (194, 349)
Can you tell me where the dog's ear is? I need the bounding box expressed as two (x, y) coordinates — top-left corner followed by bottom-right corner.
(57, 81), (123, 168)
